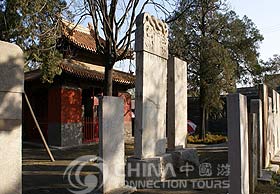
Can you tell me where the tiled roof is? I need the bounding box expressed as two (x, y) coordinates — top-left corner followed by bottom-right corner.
(61, 20), (101, 53)
(60, 60), (135, 85)
(25, 60), (135, 86)
(61, 20), (133, 59)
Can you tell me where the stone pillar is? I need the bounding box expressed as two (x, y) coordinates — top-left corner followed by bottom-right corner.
(259, 84), (268, 168)
(250, 99), (263, 178)
(272, 90), (277, 113)
(0, 41), (24, 194)
(167, 56), (187, 149)
(134, 13), (168, 158)
(227, 93), (249, 194)
(276, 93), (280, 152)
(248, 113), (258, 194)
(99, 97), (125, 193)
(118, 92), (133, 143)
(267, 97), (273, 164)
(48, 86), (82, 147)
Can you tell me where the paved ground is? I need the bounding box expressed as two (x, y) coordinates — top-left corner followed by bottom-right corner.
(23, 142), (228, 194)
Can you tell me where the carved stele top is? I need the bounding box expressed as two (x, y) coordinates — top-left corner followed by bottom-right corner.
(135, 13), (168, 59)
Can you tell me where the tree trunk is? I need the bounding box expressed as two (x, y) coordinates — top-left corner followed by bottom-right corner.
(199, 105), (206, 140)
(205, 108), (209, 135)
(104, 65), (113, 96)
(199, 84), (208, 140)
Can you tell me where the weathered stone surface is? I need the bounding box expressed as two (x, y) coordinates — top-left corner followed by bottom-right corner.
(106, 186), (137, 194)
(258, 165), (280, 182)
(124, 121), (133, 143)
(135, 13), (168, 59)
(250, 99), (263, 178)
(61, 122), (82, 146)
(259, 84), (268, 168)
(167, 56), (187, 149)
(272, 90), (277, 113)
(126, 154), (174, 188)
(268, 97), (272, 113)
(249, 113), (258, 194)
(0, 92), (22, 120)
(0, 41), (23, 194)
(0, 41), (24, 93)
(134, 13), (168, 158)
(47, 122), (82, 147)
(0, 128), (22, 194)
(227, 93), (249, 194)
(99, 97), (125, 193)
(0, 119), (21, 131)
(169, 148), (199, 171)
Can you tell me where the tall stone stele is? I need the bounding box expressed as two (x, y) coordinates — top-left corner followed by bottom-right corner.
(167, 56), (188, 150)
(134, 12), (168, 158)
(0, 41), (24, 194)
(227, 93), (249, 194)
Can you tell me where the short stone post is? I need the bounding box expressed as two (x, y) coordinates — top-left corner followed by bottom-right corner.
(0, 41), (24, 194)
(248, 113), (258, 194)
(250, 99), (263, 178)
(167, 56), (187, 149)
(99, 96), (125, 193)
(227, 93), (249, 194)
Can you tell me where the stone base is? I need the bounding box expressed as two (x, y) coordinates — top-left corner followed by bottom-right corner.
(105, 186), (137, 194)
(125, 154), (173, 188)
(168, 148), (199, 171)
(48, 122), (82, 147)
(258, 164), (280, 182)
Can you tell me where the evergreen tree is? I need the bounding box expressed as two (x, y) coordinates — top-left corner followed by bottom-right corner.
(0, 0), (73, 82)
(169, 0), (263, 139)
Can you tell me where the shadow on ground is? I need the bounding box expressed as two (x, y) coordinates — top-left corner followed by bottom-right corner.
(23, 143), (228, 194)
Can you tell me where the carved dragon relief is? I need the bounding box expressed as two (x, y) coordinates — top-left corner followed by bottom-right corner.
(137, 13), (168, 57)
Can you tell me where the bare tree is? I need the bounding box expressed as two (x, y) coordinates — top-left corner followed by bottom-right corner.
(79, 0), (177, 96)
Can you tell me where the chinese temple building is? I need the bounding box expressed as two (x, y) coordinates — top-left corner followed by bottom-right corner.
(23, 21), (135, 147)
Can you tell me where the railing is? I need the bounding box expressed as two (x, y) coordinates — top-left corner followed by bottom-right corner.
(82, 117), (99, 143)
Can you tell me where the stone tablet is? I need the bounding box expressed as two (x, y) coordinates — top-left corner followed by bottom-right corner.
(0, 41), (24, 194)
(99, 96), (125, 193)
(134, 13), (168, 158)
(167, 56), (187, 149)
(250, 99), (263, 178)
(227, 93), (249, 194)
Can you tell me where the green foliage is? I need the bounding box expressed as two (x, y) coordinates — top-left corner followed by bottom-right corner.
(260, 55), (280, 89)
(169, 0), (263, 102)
(0, 0), (72, 82)
(169, 0), (263, 137)
(187, 133), (228, 144)
(272, 171), (280, 186)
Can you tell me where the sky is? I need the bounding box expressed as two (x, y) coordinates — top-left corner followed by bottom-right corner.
(228, 0), (280, 61)
(74, 0), (280, 71)
(117, 0), (280, 71)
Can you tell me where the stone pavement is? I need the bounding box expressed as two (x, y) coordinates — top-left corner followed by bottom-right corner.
(23, 143), (228, 194)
